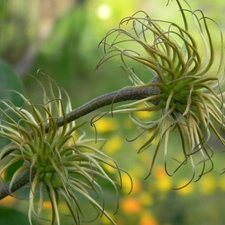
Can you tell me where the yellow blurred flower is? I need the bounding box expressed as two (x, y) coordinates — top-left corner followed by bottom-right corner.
(100, 210), (115, 225)
(176, 179), (194, 195)
(154, 166), (172, 192)
(134, 107), (157, 120)
(104, 135), (123, 154)
(156, 176), (172, 193)
(120, 172), (134, 194)
(199, 175), (216, 195)
(94, 117), (118, 133)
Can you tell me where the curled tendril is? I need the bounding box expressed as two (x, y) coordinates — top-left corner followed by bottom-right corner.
(98, 0), (225, 187)
(0, 72), (132, 225)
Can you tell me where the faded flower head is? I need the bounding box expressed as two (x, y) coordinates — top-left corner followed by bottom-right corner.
(0, 72), (126, 224)
(98, 0), (225, 185)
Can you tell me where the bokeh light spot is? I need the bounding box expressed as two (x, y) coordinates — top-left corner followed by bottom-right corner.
(97, 4), (111, 20)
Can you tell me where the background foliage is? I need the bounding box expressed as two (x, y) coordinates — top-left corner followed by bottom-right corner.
(1, 0), (225, 224)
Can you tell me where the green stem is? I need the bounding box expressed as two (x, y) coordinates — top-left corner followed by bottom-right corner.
(0, 169), (35, 200)
(54, 83), (161, 129)
(0, 81), (161, 200)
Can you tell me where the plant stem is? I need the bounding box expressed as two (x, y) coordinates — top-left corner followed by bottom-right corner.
(53, 82), (161, 129)
(0, 169), (35, 200)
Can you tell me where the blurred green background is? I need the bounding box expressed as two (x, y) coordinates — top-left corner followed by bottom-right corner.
(1, 0), (225, 224)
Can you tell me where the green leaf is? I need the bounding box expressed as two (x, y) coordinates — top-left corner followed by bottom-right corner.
(0, 60), (24, 105)
(0, 60), (25, 181)
(0, 206), (29, 225)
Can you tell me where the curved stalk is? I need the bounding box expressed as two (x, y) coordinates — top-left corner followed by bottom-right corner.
(54, 82), (161, 129)
(0, 169), (35, 200)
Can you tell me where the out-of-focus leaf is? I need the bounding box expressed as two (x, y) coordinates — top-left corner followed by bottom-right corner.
(0, 206), (29, 225)
(0, 60), (24, 103)
(0, 60), (24, 146)
(0, 60), (24, 182)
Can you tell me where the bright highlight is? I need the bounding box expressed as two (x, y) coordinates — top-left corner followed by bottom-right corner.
(97, 4), (111, 20)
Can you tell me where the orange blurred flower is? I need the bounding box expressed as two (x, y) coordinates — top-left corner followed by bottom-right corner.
(121, 197), (143, 214)
(140, 213), (158, 225)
